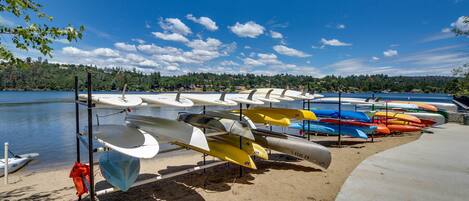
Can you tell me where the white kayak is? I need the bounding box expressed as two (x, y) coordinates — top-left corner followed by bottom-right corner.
(0, 153), (39, 176)
(93, 125), (160, 159)
(79, 94), (143, 107)
(404, 112), (446, 126)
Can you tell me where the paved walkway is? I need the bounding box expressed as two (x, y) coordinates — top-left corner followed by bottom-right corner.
(336, 123), (469, 201)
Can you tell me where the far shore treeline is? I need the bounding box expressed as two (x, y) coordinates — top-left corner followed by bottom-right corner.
(0, 59), (461, 94)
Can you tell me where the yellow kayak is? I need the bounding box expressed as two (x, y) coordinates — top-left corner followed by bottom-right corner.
(213, 135), (268, 160)
(249, 107), (318, 121)
(374, 111), (421, 123)
(173, 140), (256, 169)
(235, 110), (291, 127)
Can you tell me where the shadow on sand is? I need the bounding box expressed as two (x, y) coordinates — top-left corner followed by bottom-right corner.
(95, 154), (322, 201)
(0, 185), (74, 201)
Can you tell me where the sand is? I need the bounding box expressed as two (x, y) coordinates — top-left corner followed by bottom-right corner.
(0, 133), (420, 201)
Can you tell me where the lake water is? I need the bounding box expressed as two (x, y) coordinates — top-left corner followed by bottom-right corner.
(0, 91), (452, 170)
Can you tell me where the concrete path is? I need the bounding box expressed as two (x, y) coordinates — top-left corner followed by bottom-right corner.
(336, 123), (469, 201)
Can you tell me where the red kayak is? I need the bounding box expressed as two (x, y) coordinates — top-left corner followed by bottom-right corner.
(320, 118), (391, 135)
(386, 124), (422, 132)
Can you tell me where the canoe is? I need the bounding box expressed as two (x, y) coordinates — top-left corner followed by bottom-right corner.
(99, 150), (140, 192)
(250, 107), (318, 120)
(252, 129), (331, 169)
(126, 115), (210, 151)
(290, 123), (368, 139)
(373, 111), (421, 123)
(174, 140), (256, 169)
(93, 125), (159, 159)
(386, 124), (422, 133)
(177, 113), (255, 140)
(312, 109), (371, 122)
(212, 135), (268, 160)
(236, 110), (291, 127)
(0, 153), (39, 177)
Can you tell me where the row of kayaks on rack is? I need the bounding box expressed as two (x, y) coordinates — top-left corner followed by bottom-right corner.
(78, 88), (455, 192)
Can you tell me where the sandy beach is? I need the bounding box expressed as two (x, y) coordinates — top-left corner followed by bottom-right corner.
(0, 134), (421, 201)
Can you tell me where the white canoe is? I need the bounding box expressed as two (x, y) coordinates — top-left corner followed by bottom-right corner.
(94, 125), (159, 159)
(126, 115), (210, 151)
(79, 94), (143, 107)
(0, 153), (39, 176)
(139, 93), (194, 107)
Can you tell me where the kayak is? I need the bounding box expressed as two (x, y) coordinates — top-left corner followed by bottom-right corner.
(404, 112), (445, 126)
(312, 109), (371, 122)
(290, 122), (368, 139)
(319, 118), (377, 134)
(0, 153), (39, 177)
(252, 129), (331, 169)
(99, 150), (140, 192)
(390, 101), (438, 112)
(373, 111), (421, 123)
(386, 124), (422, 133)
(237, 110), (291, 127)
(249, 107), (318, 121)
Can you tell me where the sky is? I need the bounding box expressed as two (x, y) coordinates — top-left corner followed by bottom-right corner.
(2, 0), (469, 77)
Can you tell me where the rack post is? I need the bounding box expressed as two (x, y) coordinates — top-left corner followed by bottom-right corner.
(239, 103), (243, 178)
(86, 73), (96, 201)
(338, 91), (342, 147)
(302, 100), (306, 138)
(307, 85), (312, 141)
(202, 105), (207, 173)
(74, 76), (81, 163)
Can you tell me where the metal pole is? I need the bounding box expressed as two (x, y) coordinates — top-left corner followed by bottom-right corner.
(87, 72), (95, 201)
(385, 101), (388, 127)
(307, 99), (311, 141)
(338, 92), (342, 147)
(269, 102), (273, 131)
(302, 100), (306, 138)
(75, 76), (80, 163)
(202, 105), (206, 173)
(4, 142), (8, 185)
(239, 104), (243, 177)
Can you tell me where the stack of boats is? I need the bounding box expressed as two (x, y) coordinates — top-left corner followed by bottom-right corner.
(77, 89), (454, 192)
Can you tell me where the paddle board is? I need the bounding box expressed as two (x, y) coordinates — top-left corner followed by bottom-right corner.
(183, 93), (237, 106)
(252, 129), (331, 169)
(237, 110), (291, 127)
(79, 94), (143, 107)
(242, 88), (316, 100)
(204, 111), (257, 129)
(139, 93), (194, 107)
(93, 125), (159, 159)
(99, 150), (140, 192)
(126, 115), (210, 151)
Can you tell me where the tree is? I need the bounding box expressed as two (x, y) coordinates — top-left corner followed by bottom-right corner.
(452, 16), (469, 96)
(0, 0), (84, 63)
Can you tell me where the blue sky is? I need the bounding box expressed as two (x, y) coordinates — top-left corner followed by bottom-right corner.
(2, 0), (469, 76)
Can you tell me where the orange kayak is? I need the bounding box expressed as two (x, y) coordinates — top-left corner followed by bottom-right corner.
(386, 119), (427, 128)
(375, 124), (391, 135)
(390, 101), (438, 112)
(373, 111), (421, 123)
(386, 124), (422, 133)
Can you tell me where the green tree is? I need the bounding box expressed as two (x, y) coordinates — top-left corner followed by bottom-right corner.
(452, 16), (469, 96)
(0, 0), (84, 63)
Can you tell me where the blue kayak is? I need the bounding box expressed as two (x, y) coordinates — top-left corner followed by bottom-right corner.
(312, 110), (371, 122)
(290, 122), (368, 139)
(99, 150), (140, 192)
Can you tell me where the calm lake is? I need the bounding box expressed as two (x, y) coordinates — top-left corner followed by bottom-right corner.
(0, 91), (452, 170)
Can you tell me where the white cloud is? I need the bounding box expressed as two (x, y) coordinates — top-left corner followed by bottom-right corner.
(186, 38), (222, 51)
(371, 56), (380, 61)
(166, 65), (180, 71)
(441, 28), (451, 33)
(62, 47), (91, 57)
(320, 38), (352, 47)
(114, 42), (137, 52)
(159, 17), (192, 35)
(270, 31), (283, 39)
(229, 21), (265, 38)
(132, 38), (146, 44)
(273, 45), (311, 58)
(451, 16), (469, 33)
(220, 60), (239, 66)
(329, 58), (394, 75)
(62, 47), (119, 58)
(336, 24), (346, 29)
(152, 32), (189, 43)
(383, 49), (398, 57)
(93, 48), (120, 57)
(137, 44), (181, 55)
(186, 14), (218, 31)
(243, 53), (283, 66)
